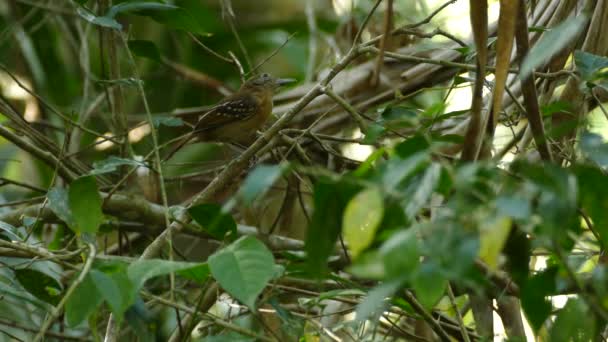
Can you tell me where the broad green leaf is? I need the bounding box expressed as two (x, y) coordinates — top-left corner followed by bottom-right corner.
(189, 203), (237, 239)
(496, 195), (531, 220)
(128, 259), (203, 292)
(208, 236), (275, 310)
(356, 280), (402, 321)
(15, 269), (62, 305)
(380, 229), (420, 278)
(521, 267), (557, 332)
(550, 299), (594, 341)
(177, 263), (210, 283)
(128, 40), (162, 63)
(380, 153), (429, 190)
(520, 14), (587, 79)
(404, 163), (441, 218)
(66, 274), (103, 327)
(90, 270), (130, 321)
(0, 221), (22, 241)
(76, 7), (121, 29)
(305, 179), (359, 275)
(342, 187), (384, 258)
(411, 263), (446, 309)
(541, 101), (573, 117)
(478, 216), (512, 270)
(576, 165), (608, 248)
(90, 156), (146, 175)
(68, 176), (103, 234)
(47, 187), (75, 228)
(574, 50), (608, 82)
(394, 135), (430, 158)
(238, 164), (288, 205)
(580, 132), (608, 167)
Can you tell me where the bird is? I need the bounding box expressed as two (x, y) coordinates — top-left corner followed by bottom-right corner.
(164, 73), (294, 160)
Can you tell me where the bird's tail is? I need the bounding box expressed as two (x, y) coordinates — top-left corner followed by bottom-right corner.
(161, 131), (196, 163)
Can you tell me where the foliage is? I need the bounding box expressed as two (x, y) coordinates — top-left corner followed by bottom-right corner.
(1, 0), (608, 341)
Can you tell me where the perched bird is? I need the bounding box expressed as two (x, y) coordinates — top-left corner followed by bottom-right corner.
(164, 73), (294, 160)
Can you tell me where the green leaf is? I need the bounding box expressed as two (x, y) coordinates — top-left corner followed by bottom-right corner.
(574, 50), (608, 82)
(90, 156), (146, 175)
(404, 163), (441, 218)
(411, 263), (446, 309)
(66, 274), (103, 327)
(380, 229), (420, 279)
(47, 187), (75, 228)
(76, 7), (121, 29)
(238, 164), (288, 205)
(576, 165), (608, 248)
(342, 187), (384, 258)
(0, 221), (23, 241)
(305, 179), (359, 275)
(478, 216), (512, 270)
(208, 236), (275, 310)
(128, 259), (203, 292)
(394, 135), (430, 158)
(177, 263), (210, 283)
(541, 101), (573, 117)
(521, 267), (557, 332)
(520, 14), (587, 79)
(128, 40), (162, 63)
(356, 280), (402, 321)
(90, 270), (130, 321)
(580, 132), (608, 167)
(15, 269), (62, 305)
(189, 203), (237, 239)
(549, 299), (594, 341)
(380, 152), (429, 190)
(68, 176), (103, 234)
(496, 195), (531, 220)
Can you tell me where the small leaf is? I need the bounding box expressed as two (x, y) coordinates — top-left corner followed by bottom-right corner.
(521, 267), (557, 332)
(128, 259), (203, 292)
(478, 216), (512, 270)
(238, 164), (288, 205)
(208, 236), (275, 310)
(404, 163), (441, 219)
(90, 156), (146, 175)
(380, 229), (420, 278)
(549, 298), (595, 342)
(66, 274), (103, 326)
(90, 270), (130, 321)
(76, 7), (121, 29)
(128, 40), (162, 63)
(356, 280), (402, 321)
(520, 14), (588, 79)
(305, 179), (360, 275)
(68, 176), (103, 234)
(47, 187), (75, 228)
(15, 269), (63, 306)
(342, 187), (384, 258)
(411, 263), (446, 309)
(189, 203), (237, 239)
(580, 132), (608, 167)
(0, 221), (23, 241)
(574, 50), (608, 82)
(380, 153), (429, 190)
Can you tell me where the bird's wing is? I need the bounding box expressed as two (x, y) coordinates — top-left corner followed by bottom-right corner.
(193, 94), (259, 133)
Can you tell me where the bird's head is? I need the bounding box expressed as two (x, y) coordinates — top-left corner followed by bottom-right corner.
(241, 73), (295, 92)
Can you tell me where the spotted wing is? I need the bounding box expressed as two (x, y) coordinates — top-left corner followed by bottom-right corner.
(193, 94), (258, 133)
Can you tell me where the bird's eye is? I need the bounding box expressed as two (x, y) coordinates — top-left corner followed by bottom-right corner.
(262, 73), (270, 79)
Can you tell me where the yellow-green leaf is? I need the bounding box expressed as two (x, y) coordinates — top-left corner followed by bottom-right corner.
(342, 188), (384, 258)
(479, 215), (512, 270)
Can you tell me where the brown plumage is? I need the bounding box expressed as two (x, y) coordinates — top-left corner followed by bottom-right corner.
(164, 73), (294, 160)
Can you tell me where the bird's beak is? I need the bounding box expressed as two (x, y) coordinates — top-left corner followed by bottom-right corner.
(276, 78), (296, 86)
